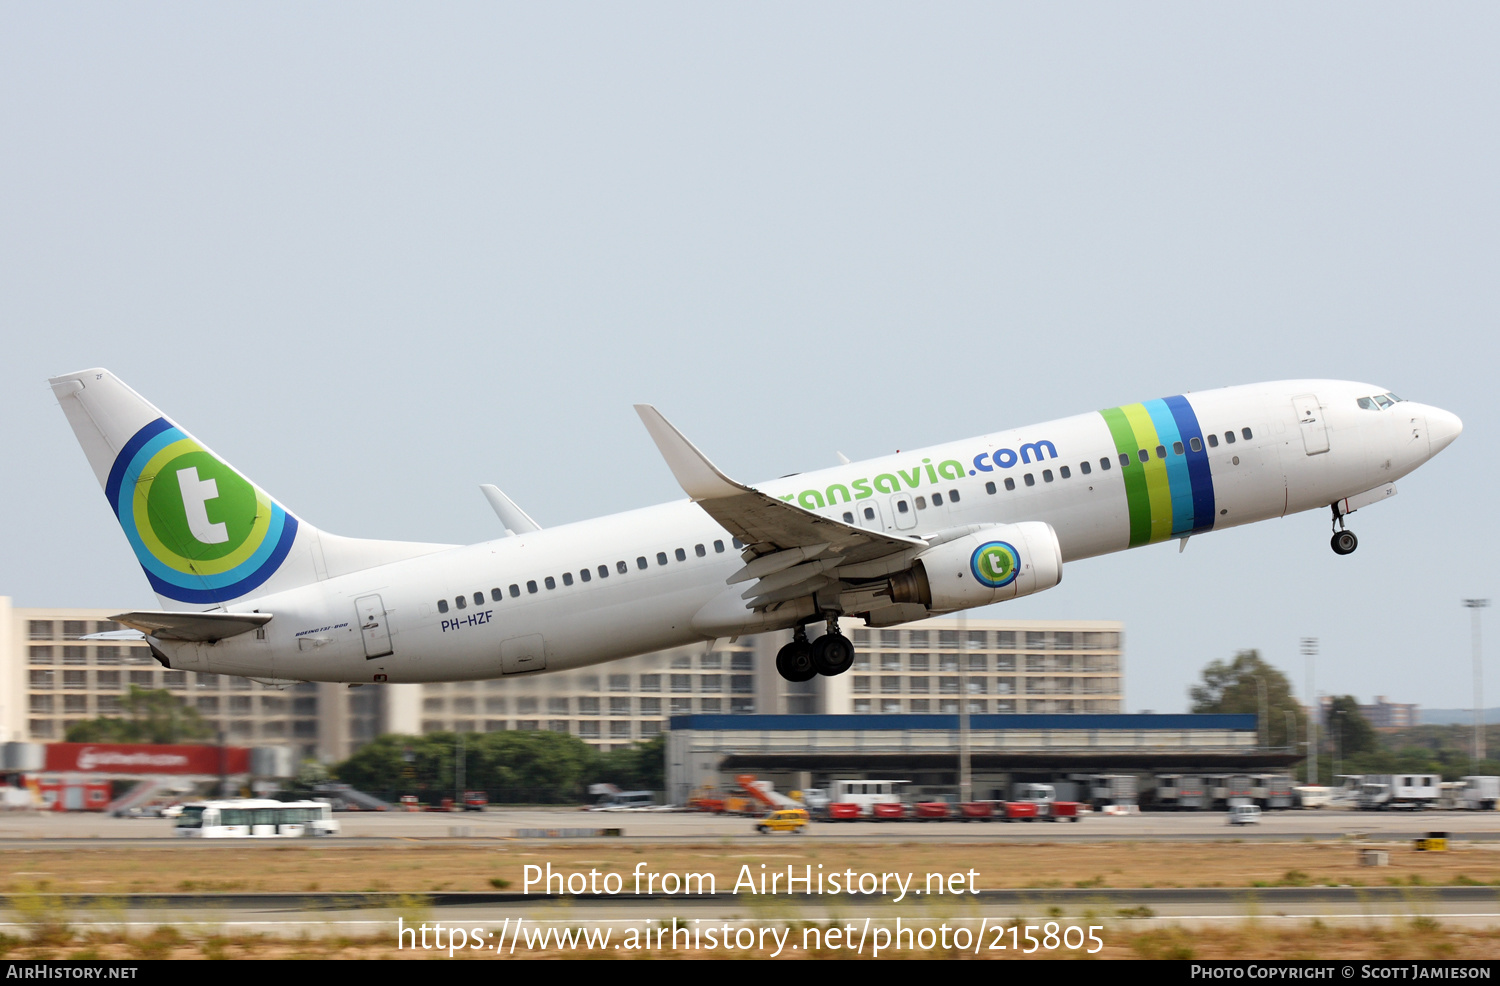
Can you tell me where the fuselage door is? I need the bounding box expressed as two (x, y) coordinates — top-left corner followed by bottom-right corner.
(1292, 394), (1330, 455)
(856, 501), (885, 531)
(355, 594), (394, 659)
(890, 493), (918, 530)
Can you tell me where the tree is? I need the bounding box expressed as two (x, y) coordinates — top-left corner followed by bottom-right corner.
(64, 686), (215, 744)
(1324, 696), (1378, 758)
(1190, 650), (1306, 751)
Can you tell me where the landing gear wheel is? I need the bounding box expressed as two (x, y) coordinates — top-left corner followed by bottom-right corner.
(812, 633), (856, 676)
(1331, 530), (1358, 555)
(775, 635), (817, 682)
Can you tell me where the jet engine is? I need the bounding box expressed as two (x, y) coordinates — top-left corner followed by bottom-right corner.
(887, 522), (1062, 612)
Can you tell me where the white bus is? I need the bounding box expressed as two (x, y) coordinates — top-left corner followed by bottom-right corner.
(174, 799), (340, 838)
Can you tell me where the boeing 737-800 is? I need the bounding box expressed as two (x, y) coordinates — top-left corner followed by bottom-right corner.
(50, 370), (1460, 685)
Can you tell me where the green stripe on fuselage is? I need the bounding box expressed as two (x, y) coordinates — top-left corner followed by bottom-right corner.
(1099, 406), (1152, 547)
(1119, 403), (1174, 543)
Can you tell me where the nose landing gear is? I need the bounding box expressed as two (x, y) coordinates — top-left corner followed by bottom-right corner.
(1329, 503), (1358, 555)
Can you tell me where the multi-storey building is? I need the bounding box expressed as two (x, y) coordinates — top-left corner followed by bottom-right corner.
(2, 598), (1121, 757)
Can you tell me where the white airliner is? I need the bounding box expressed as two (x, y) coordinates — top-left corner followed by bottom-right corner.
(51, 370), (1460, 685)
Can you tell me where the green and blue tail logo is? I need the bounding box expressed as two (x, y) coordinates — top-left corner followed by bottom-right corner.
(971, 540), (1021, 588)
(105, 417), (298, 604)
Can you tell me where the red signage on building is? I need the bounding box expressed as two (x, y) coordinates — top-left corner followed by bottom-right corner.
(44, 743), (249, 775)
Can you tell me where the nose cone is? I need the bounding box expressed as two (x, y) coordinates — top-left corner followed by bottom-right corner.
(1427, 406), (1463, 455)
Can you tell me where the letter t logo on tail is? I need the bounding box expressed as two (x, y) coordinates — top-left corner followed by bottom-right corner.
(176, 466), (228, 544)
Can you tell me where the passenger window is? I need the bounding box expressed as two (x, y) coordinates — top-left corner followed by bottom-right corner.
(562, 572), (573, 586)
(1241, 427), (1253, 440)
(985, 481), (997, 494)
(695, 544), (706, 557)
(1080, 461), (1091, 475)
(580, 569), (590, 582)
(543, 576), (555, 590)
(637, 557), (648, 570)
(509, 584), (520, 597)
(1120, 453), (1131, 468)
(931, 493), (943, 506)
(1024, 473), (1035, 487)
(1224, 431), (1236, 444)
(437, 599), (448, 614)
(732, 538), (743, 549)
(949, 489), (959, 502)
(674, 548), (686, 562)
(714, 540), (725, 553)
(1043, 469), (1054, 482)
(1138, 449), (1149, 463)
(1099, 457), (1111, 471)
(915, 496), (927, 509)
(1207, 433), (1218, 448)
(896, 500), (909, 514)
(1189, 437), (1202, 452)
(843, 511), (855, 523)
(491, 588), (503, 602)
(656, 552), (668, 566)
(863, 507), (876, 520)
(1173, 441), (1184, 455)
(1059, 465), (1070, 479)
(1004, 477), (1015, 491)
(455, 596), (466, 610)
(473, 592), (484, 606)
(1155, 445), (1165, 459)
(527, 580), (538, 593)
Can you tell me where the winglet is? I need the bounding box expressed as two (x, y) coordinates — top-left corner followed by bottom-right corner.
(634, 405), (747, 501)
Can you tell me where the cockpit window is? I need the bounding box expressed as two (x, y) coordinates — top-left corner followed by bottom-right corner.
(1358, 392), (1405, 411)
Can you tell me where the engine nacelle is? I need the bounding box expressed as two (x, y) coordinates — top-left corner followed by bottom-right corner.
(888, 522), (1063, 612)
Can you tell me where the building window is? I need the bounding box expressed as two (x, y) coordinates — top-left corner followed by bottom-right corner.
(852, 676), (870, 694)
(29, 647), (52, 665)
(639, 674), (661, 692)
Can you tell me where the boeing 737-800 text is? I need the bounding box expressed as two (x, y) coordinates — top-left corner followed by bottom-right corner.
(50, 370), (1460, 685)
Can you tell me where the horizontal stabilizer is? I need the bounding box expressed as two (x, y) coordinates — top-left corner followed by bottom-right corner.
(111, 610), (273, 642)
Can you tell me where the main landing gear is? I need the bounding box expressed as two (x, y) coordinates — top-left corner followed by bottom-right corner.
(775, 616), (857, 682)
(1329, 503), (1358, 556)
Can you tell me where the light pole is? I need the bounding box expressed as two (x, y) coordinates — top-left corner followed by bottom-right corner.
(1464, 600), (1490, 768)
(1251, 675), (1268, 750)
(1301, 638), (1319, 785)
(1334, 709), (1346, 782)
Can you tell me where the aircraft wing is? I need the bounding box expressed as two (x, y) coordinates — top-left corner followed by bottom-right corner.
(635, 405), (924, 609)
(108, 610), (274, 642)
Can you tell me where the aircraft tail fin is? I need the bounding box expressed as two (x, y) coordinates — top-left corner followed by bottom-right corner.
(49, 369), (452, 609)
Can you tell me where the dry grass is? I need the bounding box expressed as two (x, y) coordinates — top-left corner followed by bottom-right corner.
(0, 839), (1497, 895)
(0, 920), (1496, 960)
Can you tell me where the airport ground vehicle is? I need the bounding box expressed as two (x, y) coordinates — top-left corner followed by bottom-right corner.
(1358, 775), (1441, 810)
(756, 809), (809, 834)
(174, 799), (339, 837)
(1228, 804), (1262, 825)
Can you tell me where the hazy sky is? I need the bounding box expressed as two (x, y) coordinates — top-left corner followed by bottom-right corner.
(3, 5), (1495, 712)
